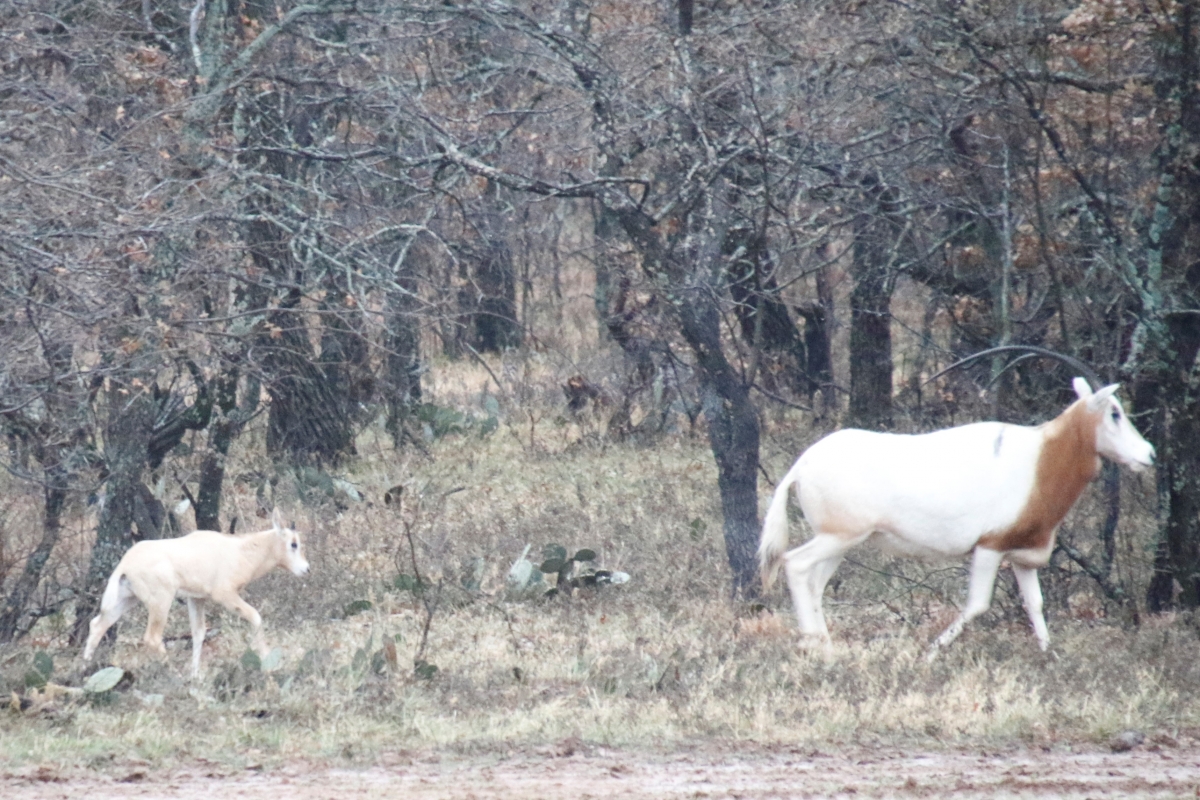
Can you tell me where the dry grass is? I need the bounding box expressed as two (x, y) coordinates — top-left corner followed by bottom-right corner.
(3, 354), (1200, 771)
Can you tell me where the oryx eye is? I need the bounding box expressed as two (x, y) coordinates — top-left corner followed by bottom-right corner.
(291, 541), (298, 550)
(1111, 409), (1121, 422)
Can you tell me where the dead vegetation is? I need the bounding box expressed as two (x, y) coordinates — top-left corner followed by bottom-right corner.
(1, 357), (1198, 771)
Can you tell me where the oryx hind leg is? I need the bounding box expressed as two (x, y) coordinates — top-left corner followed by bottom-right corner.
(83, 583), (137, 661)
(784, 533), (854, 643)
(808, 554), (845, 636)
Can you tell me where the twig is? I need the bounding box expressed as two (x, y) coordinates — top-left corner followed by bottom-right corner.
(189, 0), (205, 70)
(397, 491), (448, 670)
(413, 580), (443, 667)
(842, 556), (954, 604)
(751, 383), (813, 412)
(1055, 542), (1130, 607)
(485, 602), (524, 656)
(460, 341), (504, 393)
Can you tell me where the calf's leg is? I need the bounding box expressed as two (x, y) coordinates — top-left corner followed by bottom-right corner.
(83, 584), (137, 662)
(141, 597), (171, 657)
(213, 590), (269, 657)
(187, 598), (208, 678)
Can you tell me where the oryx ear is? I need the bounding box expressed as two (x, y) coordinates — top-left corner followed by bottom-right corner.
(271, 508), (283, 533)
(1087, 383), (1120, 412)
(1072, 377), (1094, 400)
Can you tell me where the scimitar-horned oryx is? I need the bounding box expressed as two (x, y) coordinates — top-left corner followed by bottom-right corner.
(759, 376), (1154, 656)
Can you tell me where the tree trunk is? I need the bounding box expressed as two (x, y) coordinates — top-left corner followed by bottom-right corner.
(1137, 1), (1200, 610)
(1142, 311), (1200, 606)
(848, 179), (900, 429)
(244, 215), (357, 467)
(0, 317), (74, 642)
(446, 208), (522, 359)
(473, 238), (522, 352)
(612, 189), (761, 596)
(677, 292), (762, 596)
(594, 205), (667, 435)
(384, 264), (424, 447)
(807, 254), (838, 416)
(264, 328), (356, 466)
(0, 457), (67, 643)
(1157, 2), (1200, 607)
(320, 274), (375, 423)
(725, 227), (813, 400)
(195, 372), (260, 532)
(71, 391), (155, 645)
(238, 84), (359, 467)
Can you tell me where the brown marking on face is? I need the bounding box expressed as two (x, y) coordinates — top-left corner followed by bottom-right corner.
(977, 399), (1101, 553)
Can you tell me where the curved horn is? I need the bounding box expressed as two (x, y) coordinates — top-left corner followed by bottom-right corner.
(922, 345), (1103, 390)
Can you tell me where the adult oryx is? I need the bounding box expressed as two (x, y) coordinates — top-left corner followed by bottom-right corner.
(759, 377), (1154, 655)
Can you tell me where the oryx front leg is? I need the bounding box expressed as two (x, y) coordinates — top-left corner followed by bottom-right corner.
(1012, 564), (1049, 651)
(214, 591), (269, 657)
(186, 598), (208, 678)
(928, 547), (1004, 660)
(783, 534), (852, 646)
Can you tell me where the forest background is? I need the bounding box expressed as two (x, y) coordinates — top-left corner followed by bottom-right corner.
(2, 0), (1200, 765)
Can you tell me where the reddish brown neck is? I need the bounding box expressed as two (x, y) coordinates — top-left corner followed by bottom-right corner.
(978, 400), (1100, 553)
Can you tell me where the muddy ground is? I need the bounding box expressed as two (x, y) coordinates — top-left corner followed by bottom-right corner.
(4, 742), (1199, 799)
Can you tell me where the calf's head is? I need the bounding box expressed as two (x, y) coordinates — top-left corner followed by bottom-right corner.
(271, 510), (311, 576)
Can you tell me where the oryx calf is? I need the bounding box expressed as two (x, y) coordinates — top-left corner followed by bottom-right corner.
(83, 510), (309, 678)
(759, 378), (1154, 656)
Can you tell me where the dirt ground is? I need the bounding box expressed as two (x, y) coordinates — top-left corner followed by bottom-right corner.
(4, 742), (1199, 799)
